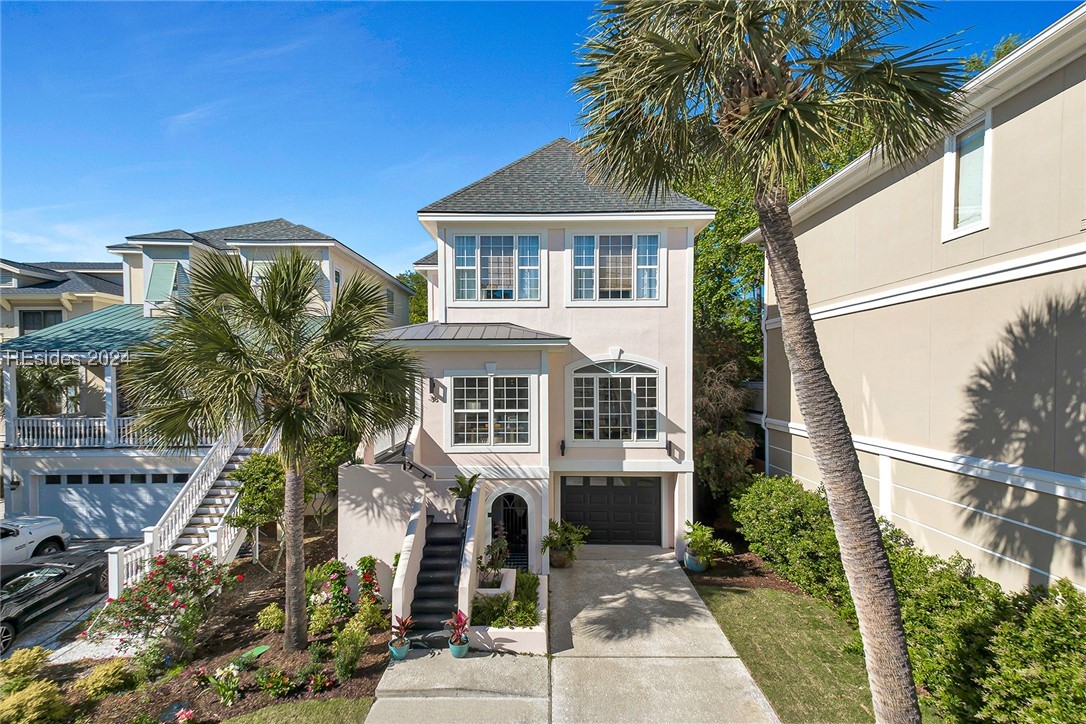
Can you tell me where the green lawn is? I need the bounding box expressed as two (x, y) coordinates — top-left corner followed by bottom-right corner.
(697, 585), (940, 724)
(224, 696), (374, 723)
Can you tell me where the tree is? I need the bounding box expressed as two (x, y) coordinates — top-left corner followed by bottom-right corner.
(964, 34), (1023, 74)
(226, 452), (287, 571)
(15, 365), (79, 416)
(125, 249), (419, 651)
(397, 270), (429, 324)
(304, 434), (357, 530)
(576, 3), (966, 720)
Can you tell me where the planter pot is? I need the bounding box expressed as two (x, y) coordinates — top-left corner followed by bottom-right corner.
(448, 639), (470, 658)
(454, 498), (466, 526)
(388, 641), (411, 660)
(684, 551), (709, 573)
(549, 549), (573, 568)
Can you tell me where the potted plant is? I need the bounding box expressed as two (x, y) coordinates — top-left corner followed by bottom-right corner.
(476, 525), (510, 588)
(448, 473), (479, 526)
(445, 610), (470, 658)
(682, 521), (734, 573)
(540, 519), (591, 568)
(389, 615), (413, 660)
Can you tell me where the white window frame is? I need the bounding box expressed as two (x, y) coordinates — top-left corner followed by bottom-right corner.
(447, 232), (548, 308)
(941, 110), (993, 243)
(564, 353), (666, 448)
(444, 368), (539, 453)
(565, 230), (667, 307)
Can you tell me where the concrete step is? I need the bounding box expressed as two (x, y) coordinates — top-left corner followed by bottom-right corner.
(366, 697), (549, 723)
(417, 569), (456, 585)
(411, 598), (459, 615)
(415, 583), (458, 600)
(411, 614), (453, 633)
(374, 649), (550, 700)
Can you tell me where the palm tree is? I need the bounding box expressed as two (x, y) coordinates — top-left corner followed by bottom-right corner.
(125, 249), (419, 651)
(576, 2), (966, 720)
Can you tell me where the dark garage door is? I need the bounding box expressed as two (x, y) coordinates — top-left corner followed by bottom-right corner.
(560, 476), (661, 545)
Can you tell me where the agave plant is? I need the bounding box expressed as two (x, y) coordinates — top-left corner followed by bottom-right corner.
(444, 610), (470, 646)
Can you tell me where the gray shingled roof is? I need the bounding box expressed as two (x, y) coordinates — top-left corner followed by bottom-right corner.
(126, 219), (339, 252)
(419, 138), (715, 215)
(1, 270), (123, 296)
(380, 322), (569, 344)
(414, 251), (438, 266)
(126, 229), (196, 242)
(0, 259), (66, 281)
(30, 261), (122, 272)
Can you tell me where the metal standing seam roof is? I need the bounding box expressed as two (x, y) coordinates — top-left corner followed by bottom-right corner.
(0, 305), (158, 355)
(418, 138), (715, 215)
(379, 322), (569, 344)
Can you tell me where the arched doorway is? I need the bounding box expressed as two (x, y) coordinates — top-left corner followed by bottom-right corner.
(491, 493), (529, 570)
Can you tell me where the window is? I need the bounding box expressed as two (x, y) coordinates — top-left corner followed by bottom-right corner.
(943, 114), (991, 240)
(385, 289), (395, 315)
(145, 261), (180, 302)
(572, 360), (659, 442)
(334, 269), (341, 287)
(453, 235), (541, 301)
(87, 474), (104, 485)
(2, 566), (65, 596)
(109, 474), (126, 485)
(0, 272), (14, 287)
(20, 310), (63, 333)
(571, 234), (660, 301)
(451, 375), (530, 446)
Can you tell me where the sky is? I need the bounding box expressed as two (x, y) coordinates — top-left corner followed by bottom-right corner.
(1, 1), (1079, 275)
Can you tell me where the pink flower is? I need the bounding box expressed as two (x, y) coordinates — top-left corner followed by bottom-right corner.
(330, 573), (339, 580)
(176, 707), (196, 722)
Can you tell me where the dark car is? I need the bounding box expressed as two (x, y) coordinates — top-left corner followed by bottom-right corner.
(0, 550), (108, 653)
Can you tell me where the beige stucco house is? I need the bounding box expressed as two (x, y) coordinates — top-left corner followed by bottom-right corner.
(1, 219), (412, 544)
(338, 139), (716, 633)
(0, 260), (124, 342)
(756, 7), (1086, 591)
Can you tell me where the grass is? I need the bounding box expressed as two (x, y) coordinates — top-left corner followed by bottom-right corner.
(697, 585), (941, 724)
(223, 696), (374, 723)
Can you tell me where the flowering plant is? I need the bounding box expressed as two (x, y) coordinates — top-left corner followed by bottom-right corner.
(175, 708), (196, 723)
(207, 664), (241, 706)
(305, 670), (335, 692)
(305, 558), (355, 618)
(87, 553), (235, 660)
(356, 555), (381, 604)
(254, 666), (295, 698)
(444, 609), (470, 646)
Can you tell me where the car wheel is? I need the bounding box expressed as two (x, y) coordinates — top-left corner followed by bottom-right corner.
(0, 621), (15, 654)
(95, 567), (109, 594)
(33, 539), (63, 557)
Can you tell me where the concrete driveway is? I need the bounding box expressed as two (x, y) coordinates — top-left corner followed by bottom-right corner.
(549, 546), (779, 723)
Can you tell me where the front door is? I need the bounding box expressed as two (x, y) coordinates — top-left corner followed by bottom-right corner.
(492, 493), (529, 570)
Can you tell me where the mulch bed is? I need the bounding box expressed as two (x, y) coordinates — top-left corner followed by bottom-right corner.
(44, 520), (389, 723)
(687, 551), (805, 594)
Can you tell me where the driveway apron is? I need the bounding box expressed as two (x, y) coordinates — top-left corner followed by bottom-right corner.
(549, 545), (779, 723)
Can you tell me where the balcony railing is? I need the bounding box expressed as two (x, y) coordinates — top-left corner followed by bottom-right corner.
(10, 415), (215, 449)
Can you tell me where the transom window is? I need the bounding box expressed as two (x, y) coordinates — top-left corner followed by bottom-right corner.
(572, 360), (659, 441)
(573, 234), (659, 301)
(452, 376), (531, 445)
(453, 235), (541, 301)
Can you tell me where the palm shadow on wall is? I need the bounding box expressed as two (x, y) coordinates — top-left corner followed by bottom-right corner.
(954, 287), (1086, 586)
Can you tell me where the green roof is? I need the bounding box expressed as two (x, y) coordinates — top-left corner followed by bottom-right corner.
(0, 305), (159, 356)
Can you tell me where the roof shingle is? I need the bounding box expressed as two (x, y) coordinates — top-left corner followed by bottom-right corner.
(419, 138), (715, 215)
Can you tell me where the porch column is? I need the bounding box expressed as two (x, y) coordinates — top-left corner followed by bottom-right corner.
(2, 361), (16, 444)
(103, 364), (117, 448)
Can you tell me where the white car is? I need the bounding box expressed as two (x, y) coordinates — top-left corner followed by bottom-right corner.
(0, 517), (72, 566)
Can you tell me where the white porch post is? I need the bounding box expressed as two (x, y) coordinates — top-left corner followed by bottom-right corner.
(2, 362), (16, 444)
(103, 364), (117, 448)
(106, 545), (126, 599)
(143, 525), (158, 556)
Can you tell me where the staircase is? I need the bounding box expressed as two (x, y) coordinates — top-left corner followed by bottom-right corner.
(410, 517), (462, 635)
(171, 445), (257, 554)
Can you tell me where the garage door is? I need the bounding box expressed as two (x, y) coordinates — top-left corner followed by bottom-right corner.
(560, 476), (661, 545)
(37, 472), (188, 538)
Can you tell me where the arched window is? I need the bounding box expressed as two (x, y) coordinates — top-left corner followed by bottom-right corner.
(571, 360), (659, 442)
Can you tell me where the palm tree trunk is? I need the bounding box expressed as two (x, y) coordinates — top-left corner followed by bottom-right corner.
(283, 462), (308, 651)
(754, 184), (920, 723)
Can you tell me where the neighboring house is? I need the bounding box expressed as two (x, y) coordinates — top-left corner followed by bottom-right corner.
(0, 260), (124, 341)
(755, 7), (1085, 590)
(338, 139), (716, 630)
(0, 219), (413, 543)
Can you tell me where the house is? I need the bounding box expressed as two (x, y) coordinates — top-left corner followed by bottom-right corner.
(754, 6), (1086, 590)
(338, 139), (716, 631)
(0, 260), (124, 341)
(0, 219), (413, 546)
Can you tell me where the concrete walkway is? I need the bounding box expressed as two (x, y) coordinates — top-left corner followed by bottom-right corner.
(549, 545), (779, 723)
(366, 546), (777, 723)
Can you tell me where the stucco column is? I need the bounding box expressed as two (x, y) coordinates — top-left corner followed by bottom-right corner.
(103, 364), (117, 447)
(2, 361), (16, 444)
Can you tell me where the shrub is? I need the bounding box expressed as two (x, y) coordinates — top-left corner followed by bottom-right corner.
(682, 520), (734, 565)
(356, 554), (381, 604)
(88, 553), (236, 660)
(75, 659), (137, 700)
(977, 579), (1086, 722)
(256, 602), (286, 632)
(333, 613), (370, 681)
(304, 434), (356, 529)
(476, 528), (509, 587)
(309, 641), (332, 662)
(0, 646), (50, 681)
(308, 603), (337, 636)
(353, 599), (389, 632)
(0, 679), (69, 724)
(305, 558), (355, 618)
(132, 640), (171, 682)
(472, 574), (540, 628)
(254, 667), (295, 698)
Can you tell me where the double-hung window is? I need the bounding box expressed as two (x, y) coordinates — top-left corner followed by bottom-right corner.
(571, 234), (660, 301)
(571, 361), (659, 442)
(943, 113), (991, 240)
(453, 235), (541, 301)
(19, 310), (63, 333)
(452, 376), (531, 446)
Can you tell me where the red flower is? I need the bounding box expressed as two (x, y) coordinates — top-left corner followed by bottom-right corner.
(214, 578), (220, 584)
(236, 574), (244, 582)
(167, 581), (175, 593)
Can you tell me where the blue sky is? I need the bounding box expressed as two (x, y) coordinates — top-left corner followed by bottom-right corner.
(2, 1), (1078, 275)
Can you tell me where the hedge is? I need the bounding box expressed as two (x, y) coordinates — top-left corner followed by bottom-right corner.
(733, 474), (1086, 723)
